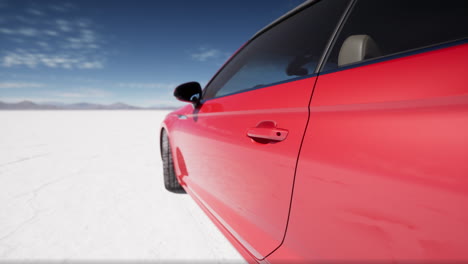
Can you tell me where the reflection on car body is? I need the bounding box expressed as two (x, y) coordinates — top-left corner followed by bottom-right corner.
(160, 0), (468, 262)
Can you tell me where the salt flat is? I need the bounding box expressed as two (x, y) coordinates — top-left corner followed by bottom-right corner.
(0, 111), (245, 263)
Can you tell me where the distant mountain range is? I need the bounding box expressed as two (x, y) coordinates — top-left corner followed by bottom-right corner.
(0, 100), (178, 110)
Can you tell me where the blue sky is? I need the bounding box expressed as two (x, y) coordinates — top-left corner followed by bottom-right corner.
(0, 0), (305, 107)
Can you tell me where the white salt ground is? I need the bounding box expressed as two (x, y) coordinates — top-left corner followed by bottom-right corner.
(0, 110), (245, 263)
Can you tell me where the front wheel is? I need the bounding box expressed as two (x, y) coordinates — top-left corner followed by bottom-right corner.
(161, 130), (186, 193)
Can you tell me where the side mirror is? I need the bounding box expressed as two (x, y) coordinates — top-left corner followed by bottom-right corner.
(173, 82), (202, 107)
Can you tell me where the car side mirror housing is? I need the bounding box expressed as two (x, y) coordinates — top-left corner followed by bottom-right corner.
(173, 82), (202, 107)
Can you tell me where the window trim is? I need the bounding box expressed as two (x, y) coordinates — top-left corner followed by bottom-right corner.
(201, 0), (352, 101)
(251, 0), (318, 41)
(319, 0), (468, 75)
(315, 0), (357, 74)
(319, 37), (468, 76)
(200, 73), (318, 102)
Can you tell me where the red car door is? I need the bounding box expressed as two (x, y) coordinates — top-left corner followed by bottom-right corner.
(169, 1), (349, 259)
(269, 1), (468, 262)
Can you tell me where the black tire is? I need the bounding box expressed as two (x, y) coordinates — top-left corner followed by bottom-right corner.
(161, 130), (186, 193)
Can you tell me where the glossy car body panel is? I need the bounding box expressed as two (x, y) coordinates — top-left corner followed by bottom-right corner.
(166, 77), (317, 259)
(267, 43), (468, 262)
(183, 185), (259, 264)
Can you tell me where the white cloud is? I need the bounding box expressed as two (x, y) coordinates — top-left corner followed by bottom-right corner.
(0, 82), (45, 89)
(0, 27), (40, 37)
(117, 82), (178, 90)
(15, 15), (35, 24)
(27, 8), (44, 16)
(76, 19), (91, 28)
(79, 61), (103, 69)
(0, 6), (106, 71)
(0, 87), (112, 104)
(1, 51), (104, 70)
(54, 92), (83, 98)
(49, 3), (75, 13)
(44, 30), (58, 36)
(0, 97), (55, 103)
(0, 27), (46, 37)
(0, 28), (13, 34)
(3, 52), (39, 68)
(52, 88), (111, 98)
(56, 19), (72, 32)
(18, 28), (38, 36)
(65, 29), (99, 49)
(80, 29), (96, 43)
(141, 99), (185, 108)
(191, 48), (221, 62)
(0, 27), (39, 36)
(37, 41), (49, 49)
(11, 38), (25, 44)
(0, 3), (107, 69)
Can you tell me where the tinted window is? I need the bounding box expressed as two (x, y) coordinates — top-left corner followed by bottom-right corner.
(325, 0), (468, 69)
(204, 0), (349, 99)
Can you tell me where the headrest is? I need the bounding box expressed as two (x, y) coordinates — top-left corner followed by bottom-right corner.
(338, 35), (381, 67)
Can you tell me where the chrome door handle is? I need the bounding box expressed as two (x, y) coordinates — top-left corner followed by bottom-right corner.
(247, 127), (288, 141)
(247, 120), (288, 142)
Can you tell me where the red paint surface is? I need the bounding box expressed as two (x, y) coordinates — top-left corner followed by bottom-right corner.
(162, 43), (468, 263)
(268, 44), (468, 262)
(165, 77), (316, 259)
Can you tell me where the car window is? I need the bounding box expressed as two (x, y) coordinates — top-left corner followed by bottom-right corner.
(203, 0), (350, 99)
(324, 0), (468, 70)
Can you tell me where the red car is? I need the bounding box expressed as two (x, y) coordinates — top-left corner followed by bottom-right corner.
(160, 0), (468, 262)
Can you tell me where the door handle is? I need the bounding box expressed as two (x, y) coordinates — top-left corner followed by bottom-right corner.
(247, 121), (288, 142)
